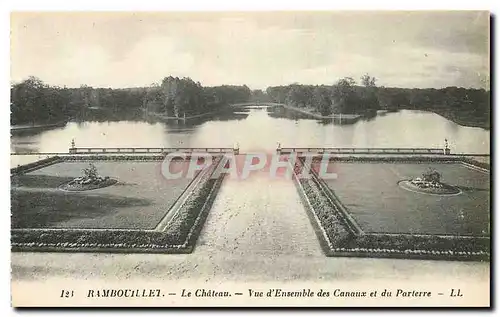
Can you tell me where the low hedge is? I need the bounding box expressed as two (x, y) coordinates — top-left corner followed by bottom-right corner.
(293, 159), (352, 251)
(459, 157), (490, 171)
(353, 234), (489, 254)
(164, 156), (222, 244)
(310, 155), (459, 164)
(334, 233), (490, 261)
(11, 229), (184, 250)
(61, 155), (222, 164)
(62, 155), (165, 161)
(11, 156), (62, 175)
(306, 155), (490, 172)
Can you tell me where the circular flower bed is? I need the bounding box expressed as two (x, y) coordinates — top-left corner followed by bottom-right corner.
(398, 179), (461, 196)
(59, 176), (118, 192)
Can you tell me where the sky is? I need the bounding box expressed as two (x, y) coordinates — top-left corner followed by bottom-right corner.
(10, 11), (490, 90)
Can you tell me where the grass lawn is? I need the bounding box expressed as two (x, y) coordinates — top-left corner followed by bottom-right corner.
(318, 162), (490, 236)
(11, 161), (194, 230)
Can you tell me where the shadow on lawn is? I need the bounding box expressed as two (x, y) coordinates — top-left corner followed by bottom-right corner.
(11, 174), (76, 189)
(11, 190), (153, 228)
(12, 174), (141, 188)
(455, 185), (490, 193)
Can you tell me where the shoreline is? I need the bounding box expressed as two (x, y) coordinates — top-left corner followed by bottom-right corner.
(11, 121), (67, 132)
(278, 103), (489, 129)
(146, 112), (212, 121)
(431, 110), (490, 130)
(144, 106), (230, 121)
(280, 104), (362, 119)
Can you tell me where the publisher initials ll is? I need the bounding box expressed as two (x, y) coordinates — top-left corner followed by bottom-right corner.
(450, 289), (463, 297)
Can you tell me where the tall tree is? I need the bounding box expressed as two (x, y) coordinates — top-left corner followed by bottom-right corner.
(312, 86), (332, 116)
(361, 74), (377, 87)
(359, 74), (380, 110)
(331, 77), (357, 114)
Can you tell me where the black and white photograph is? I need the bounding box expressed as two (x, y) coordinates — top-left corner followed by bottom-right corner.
(8, 10), (490, 307)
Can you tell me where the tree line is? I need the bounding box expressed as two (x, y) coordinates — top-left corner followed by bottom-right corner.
(266, 75), (489, 128)
(11, 76), (252, 125)
(11, 77), (150, 125)
(11, 75), (489, 128)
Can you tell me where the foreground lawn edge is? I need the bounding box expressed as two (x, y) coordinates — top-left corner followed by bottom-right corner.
(11, 156), (225, 253)
(293, 156), (490, 261)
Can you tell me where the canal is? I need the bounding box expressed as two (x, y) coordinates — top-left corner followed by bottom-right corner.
(10, 106), (490, 157)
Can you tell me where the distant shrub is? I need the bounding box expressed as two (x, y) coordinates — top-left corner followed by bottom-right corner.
(421, 168), (441, 183)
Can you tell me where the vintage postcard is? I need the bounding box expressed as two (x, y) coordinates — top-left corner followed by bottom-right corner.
(10, 11), (490, 307)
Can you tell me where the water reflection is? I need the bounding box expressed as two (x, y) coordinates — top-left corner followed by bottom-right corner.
(10, 106), (490, 157)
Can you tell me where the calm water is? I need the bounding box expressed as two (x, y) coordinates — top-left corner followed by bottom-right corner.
(11, 106), (490, 159)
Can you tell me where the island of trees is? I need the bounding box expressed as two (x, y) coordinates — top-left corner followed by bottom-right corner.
(11, 74), (490, 129)
(265, 74), (490, 129)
